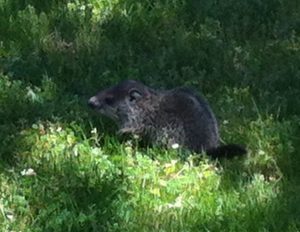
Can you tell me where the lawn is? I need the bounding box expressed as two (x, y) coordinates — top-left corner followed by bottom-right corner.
(0, 0), (300, 231)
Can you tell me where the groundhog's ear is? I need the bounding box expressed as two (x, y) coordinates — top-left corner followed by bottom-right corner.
(129, 89), (143, 102)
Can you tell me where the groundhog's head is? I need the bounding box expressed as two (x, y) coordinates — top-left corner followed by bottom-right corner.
(88, 80), (156, 133)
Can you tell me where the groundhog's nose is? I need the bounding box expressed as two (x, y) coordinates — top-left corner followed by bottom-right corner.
(88, 96), (101, 109)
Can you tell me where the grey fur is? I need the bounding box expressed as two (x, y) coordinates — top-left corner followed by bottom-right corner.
(88, 80), (246, 158)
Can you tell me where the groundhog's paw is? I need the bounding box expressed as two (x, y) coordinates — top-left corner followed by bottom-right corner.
(117, 127), (135, 135)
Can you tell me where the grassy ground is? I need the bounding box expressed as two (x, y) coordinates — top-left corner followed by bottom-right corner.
(0, 0), (300, 231)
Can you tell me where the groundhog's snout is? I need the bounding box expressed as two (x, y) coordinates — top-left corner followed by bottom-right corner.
(88, 96), (102, 110)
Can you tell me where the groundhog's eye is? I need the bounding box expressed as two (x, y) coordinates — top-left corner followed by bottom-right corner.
(104, 96), (114, 105)
(129, 89), (142, 102)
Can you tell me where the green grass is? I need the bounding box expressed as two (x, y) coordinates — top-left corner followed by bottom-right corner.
(0, 0), (300, 231)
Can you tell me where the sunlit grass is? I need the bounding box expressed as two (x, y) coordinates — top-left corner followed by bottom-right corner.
(0, 75), (299, 231)
(1, 0), (300, 231)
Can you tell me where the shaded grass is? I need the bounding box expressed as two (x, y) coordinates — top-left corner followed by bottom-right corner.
(0, 0), (300, 231)
(0, 74), (299, 231)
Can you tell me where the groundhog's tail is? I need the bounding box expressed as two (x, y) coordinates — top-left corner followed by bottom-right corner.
(206, 144), (247, 159)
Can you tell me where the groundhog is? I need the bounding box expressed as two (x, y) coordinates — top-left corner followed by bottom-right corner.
(88, 80), (246, 158)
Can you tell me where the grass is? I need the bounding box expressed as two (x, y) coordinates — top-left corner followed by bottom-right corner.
(0, 0), (300, 231)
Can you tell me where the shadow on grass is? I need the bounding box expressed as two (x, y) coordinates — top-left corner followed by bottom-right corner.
(0, 87), (117, 165)
(0, 95), (122, 230)
(21, 159), (123, 231)
(1, 0), (300, 230)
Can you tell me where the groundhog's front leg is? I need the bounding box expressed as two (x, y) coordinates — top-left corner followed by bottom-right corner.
(117, 127), (136, 134)
(117, 125), (144, 136)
